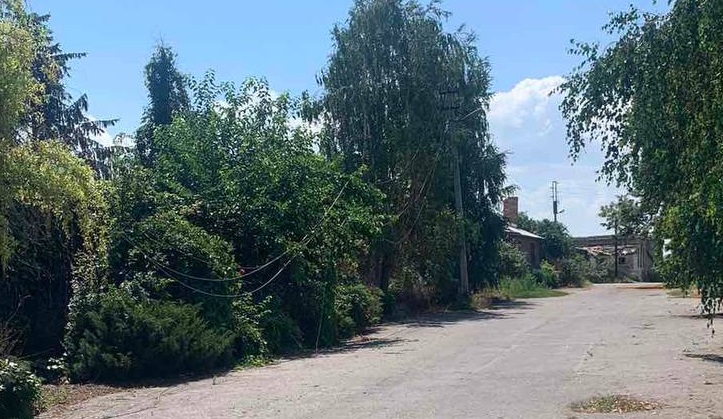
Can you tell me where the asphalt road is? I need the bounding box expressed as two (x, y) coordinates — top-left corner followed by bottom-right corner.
(44, 284), (723, 419)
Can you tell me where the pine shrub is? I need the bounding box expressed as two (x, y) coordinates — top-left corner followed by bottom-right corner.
(65, 288), (233, 382)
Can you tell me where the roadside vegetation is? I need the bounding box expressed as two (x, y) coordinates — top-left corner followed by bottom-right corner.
(559, 0), (723, 315)
(0, 0), (511, 415)
(3, 0), (721, 416)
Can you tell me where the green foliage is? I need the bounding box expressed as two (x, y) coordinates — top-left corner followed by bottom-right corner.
(100, 70), (385, 366)
(516, 213), (572, 261)
(599, 195), (652, 238)
(497, 241), (530, 280)
(64, 288), (234, 382)
(0, 358), (41, 419)
(587, 256), (614, 283)
(0, 0), (38, 139)
(498, 275), (567, 299)
(0, 0), (39, 266)
(318, 0), (507, 295)
(136, 44), (189, 167)
(558, 0), (723, 313)
(0, 1), (118, 175)
(1, 0), (112, 357)
(334, 284), (382, 339)
(1, 142), (107, 356)
(258, 300), (303, 354)
(534, 260), (560, 289)
(559, 255), (590, 288)
(0, 0), (518, 382)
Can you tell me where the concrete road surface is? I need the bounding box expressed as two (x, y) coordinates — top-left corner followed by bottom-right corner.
(43, 284), (723, 419)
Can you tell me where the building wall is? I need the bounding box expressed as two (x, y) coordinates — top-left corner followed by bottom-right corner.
(508, 235), (542, 269)
(574, 235), (655, 281)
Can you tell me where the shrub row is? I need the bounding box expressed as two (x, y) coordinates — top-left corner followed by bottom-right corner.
(62, 283), (383, 382)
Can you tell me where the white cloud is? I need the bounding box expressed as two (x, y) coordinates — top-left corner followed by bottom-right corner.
(489, 76), (623, 236)
(489, 76), (565, 135)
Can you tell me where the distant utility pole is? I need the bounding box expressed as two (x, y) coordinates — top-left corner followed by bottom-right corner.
(614, 218), (619, 279)
(551, 181), (564, 222)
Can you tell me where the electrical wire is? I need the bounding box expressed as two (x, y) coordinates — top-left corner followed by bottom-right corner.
(121, 178), (351, 284)
(155, 258), (294, 298)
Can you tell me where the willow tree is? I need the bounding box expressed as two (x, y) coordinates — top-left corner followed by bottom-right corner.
(317, 0), (508, 296)
(559, 0), (723, 314)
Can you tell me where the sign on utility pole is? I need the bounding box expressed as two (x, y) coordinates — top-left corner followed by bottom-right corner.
(551, 181), (563, 222)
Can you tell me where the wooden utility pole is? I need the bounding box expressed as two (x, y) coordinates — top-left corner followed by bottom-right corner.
(452, 143), (469, 295)
(440, 87), (470, 296)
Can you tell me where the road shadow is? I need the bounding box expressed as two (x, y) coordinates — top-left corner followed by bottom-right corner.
(488, 300), (536, 310)
(672, 312), (723, 320)
(398, 301), (535, 328)
(685, 353), (723, 364)
(274, 337), (410, 362)
(401, 310), (507, 328)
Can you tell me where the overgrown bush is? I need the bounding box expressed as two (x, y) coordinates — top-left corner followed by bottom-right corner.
(258, 299), (303, 354)
(534, 261), (560, 288)
(0, 359), (41, 419)
(588, 256), (614, 283)
(559, 255), (590, 287)
(1, 142), (108, 357)
(65, 288), (234, 382)
(335, 284), (383, 339)
(497, 241), (530, 280)
(498, 275), (566, 299)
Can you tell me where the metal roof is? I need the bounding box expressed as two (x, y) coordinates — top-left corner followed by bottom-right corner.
(505, 225), (543, 240)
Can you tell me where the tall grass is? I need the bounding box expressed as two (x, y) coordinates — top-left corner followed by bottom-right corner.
(498, 275), (568, 299)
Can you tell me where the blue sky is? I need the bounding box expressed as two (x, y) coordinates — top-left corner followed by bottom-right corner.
(28, 0), (667, 236)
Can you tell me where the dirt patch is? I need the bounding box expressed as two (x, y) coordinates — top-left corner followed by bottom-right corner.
(37, 383), (122, 416)
(570, 395), (659, 414)
(667, 287), (701, 298)
(625, 283), (665, 290)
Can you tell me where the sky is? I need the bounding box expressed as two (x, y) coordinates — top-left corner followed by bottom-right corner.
(28, 0), (668, 236)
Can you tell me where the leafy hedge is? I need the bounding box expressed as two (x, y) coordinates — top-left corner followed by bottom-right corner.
(0, 359), (41, 419)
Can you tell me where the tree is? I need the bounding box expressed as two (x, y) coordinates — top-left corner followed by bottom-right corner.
(516, 213), (572, 261)
(317, 0), (507, 295)
(109, 73), (385, 352)
(0, 0), (38, 265)
(558, 0), (723, 313)
(1, 2), (119, 177)
(1, 1), (109, 356)
(135, 44), (189, 167)
(598, 195), (652, 238)
(0, 0), (37, 139)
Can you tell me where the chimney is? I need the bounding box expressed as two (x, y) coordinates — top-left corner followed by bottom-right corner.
(503, 196), (519, 224)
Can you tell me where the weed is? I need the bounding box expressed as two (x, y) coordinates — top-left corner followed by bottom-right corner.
(570, 395), (658, 413)
(498, 276), (568, 299)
